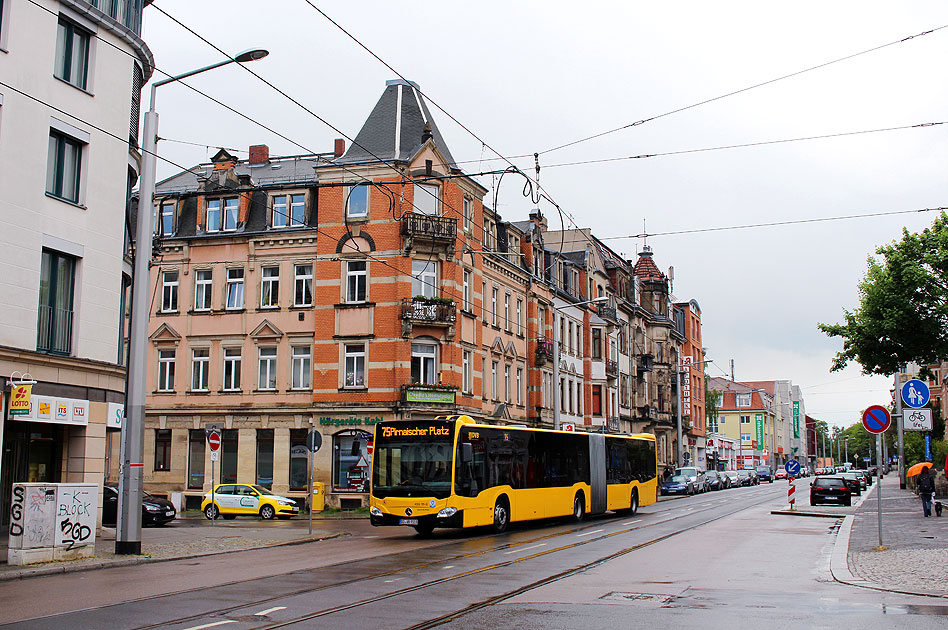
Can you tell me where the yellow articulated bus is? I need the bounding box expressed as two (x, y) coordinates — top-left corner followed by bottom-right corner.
(369, 415), (657, 535)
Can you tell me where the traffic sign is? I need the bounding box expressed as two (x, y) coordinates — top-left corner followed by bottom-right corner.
(210, 450), (219, 462)
(207, 430), (221, 452)
(862, 405), (891, 434)
(901, 379), (930, 408)
(785, 460), (801, 476)
(904, 408), (933, 431)
(307, 430), (323, 453)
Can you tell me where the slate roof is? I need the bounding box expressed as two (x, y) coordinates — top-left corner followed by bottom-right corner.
(154, 155), (322, 195)
(338, 79), (456, 167)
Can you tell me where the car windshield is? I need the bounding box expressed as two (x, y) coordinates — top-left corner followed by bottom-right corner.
(248, 485), (272, 495)
(669, 475), (687, 483)
(372, 421), (454, 499)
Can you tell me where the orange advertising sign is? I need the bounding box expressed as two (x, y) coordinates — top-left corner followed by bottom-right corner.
(9, 385), (32, 416)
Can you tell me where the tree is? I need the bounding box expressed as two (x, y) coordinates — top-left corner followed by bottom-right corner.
(704, 375), (721, 426)
(819, 212), (948, 375)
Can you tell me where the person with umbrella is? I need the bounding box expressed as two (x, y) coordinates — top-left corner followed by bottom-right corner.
(910, 463), (935, 517)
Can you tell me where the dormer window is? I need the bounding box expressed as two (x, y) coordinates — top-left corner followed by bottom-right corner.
(207, 197), (239, 232)
(737, 394), (752, 408)
(272, 193), (305, 228)
(413, 183), (439, 215)
(346, 185), (369, 219)
(154, 200), (175, 236)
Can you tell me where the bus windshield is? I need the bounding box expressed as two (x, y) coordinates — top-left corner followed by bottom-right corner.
(372, 422), (454, 499)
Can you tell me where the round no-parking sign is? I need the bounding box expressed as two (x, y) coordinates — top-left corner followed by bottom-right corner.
(862, 405), (891, 434)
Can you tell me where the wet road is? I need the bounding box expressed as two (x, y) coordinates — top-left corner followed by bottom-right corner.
(2, 482), (945, 629)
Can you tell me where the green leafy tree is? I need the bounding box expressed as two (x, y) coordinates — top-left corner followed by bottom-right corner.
(704, 375), (721, 426)
(819, 213), (948, 375)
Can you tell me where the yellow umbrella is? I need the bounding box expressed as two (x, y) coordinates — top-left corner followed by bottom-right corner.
(906, 462), (933, 477)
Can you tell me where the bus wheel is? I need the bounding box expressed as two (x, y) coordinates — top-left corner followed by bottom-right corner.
(414, 522), (435, 537)
(572, 493), (585, 522)
(492, 497), (510, 534)
(629, 490), (639, 516)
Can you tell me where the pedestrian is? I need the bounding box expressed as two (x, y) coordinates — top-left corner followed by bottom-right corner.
(918, 466), (935, 518)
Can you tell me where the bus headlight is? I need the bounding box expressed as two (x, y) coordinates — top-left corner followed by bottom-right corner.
(437, 507), (457, 518)
(370, 506), (383, 517)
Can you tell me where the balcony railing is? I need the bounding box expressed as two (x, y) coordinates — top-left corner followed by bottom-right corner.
(400, 212), (457, 243)
(605, 359), (618, 379)
(598, 304), (617, 322)
(401, 384), (457, 405)
(637, 405), (655, 421)
(534, 338), (554, 366)
(636, 354), (654, 374)
(37, 305), (73, 355)
(401, 298), (457, 325)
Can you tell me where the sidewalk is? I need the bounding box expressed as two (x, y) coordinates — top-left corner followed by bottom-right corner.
(836, 473), (948, 597)
(0, 513), (366, 581)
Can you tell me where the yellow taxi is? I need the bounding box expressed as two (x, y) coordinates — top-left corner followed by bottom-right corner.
(201, 484), (300, 520)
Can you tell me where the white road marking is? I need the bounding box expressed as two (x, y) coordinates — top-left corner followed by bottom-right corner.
(383, 578), (404, 583)
(363, 535), (379, 538)
(623, 519), (642, 525)
(182, 622), (237, 630)
(254, 607), (287, 617)
(443, 565), (455, 569)
(576, 529), (604, 537)
(504, 543), (547, 555)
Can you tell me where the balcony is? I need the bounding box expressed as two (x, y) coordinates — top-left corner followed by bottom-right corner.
(37, 305), (73, 355)
(597, 304), (617, 322)
(401, 384), (457, 405)
(637, 405), (655, 421)
(636, 354), (654, 375)
(534, 338), (554, 366)
(605, 359), (618, 379)
(400, 212), (457, 254)
(401, 298), (456, 338)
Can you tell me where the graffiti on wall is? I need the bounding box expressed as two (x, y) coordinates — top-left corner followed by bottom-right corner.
(55, 486), (95, 550)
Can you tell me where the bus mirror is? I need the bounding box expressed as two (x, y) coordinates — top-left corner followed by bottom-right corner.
(351, 440), (361, 456)
(461, 443), (473, 463)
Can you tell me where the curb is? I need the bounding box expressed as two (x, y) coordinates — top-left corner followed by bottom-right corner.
(770, 510), (846, 518)
(0, 532), (347, 582)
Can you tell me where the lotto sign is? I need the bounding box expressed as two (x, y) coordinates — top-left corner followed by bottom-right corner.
(9, 385), (31, 416)
(562, 423), (575, 432)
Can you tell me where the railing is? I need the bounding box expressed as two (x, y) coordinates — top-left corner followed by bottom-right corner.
(605, 359), (618, 378)
(598, 304), (617, 321)
(636, 354), (654, 374)
(82, 0), (144, 35)
(401, 298), (456, 324)
(534, 338), (554, 366)
(400, 212), (457, 243)
(37, 305), (73, 355)
(637, 405), (655, 420)
(401, 385), (457, 405)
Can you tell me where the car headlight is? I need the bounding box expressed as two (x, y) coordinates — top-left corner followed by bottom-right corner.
(277, 500), (294, 506)
(370, 506), (383, 517)
(144, 504), (160, 512)
(437, 507), (457, 518)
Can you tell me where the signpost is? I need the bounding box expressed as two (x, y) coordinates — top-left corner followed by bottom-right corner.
(861, 406), (890, 549)
(206, 428), (221, 528)
(785, 461), (800, 509)
(307, 429), (322, 536)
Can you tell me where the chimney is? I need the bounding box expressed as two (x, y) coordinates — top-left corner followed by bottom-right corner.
(334, 138), (345, 158)
(249, 144), (270, 166)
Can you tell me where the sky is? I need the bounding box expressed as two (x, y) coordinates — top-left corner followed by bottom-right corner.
(140, 1), (948, 429)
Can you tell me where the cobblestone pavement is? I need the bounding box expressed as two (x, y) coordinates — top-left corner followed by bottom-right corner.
(847, 473), (948, 597)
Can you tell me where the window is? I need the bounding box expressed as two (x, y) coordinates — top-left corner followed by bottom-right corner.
(484, 220), (494, 251)
(191, 348), (209, 391)
(188, 429), (205, 489)
(46, 130), (82, 203)
(37, 249), (75, 355)
(462, 271), (471, 311)
(221, 430), (238, 484)
(292, 345), (311, 389)
(741, 434), (752, 443)
(272, 193), (305, 228)
(504, 294), (510, 331)
(332, 429), (372, 493)
(347, 184), (369, 219)
(226, 268), (244, 309)
(206, 197), (239, 232)
(344, 343), (366, 387)
(411, 343), (437, 384)
(462, 350), (472, 393)
(55, 19), (90, 89)
(491, 360), (498, 400)
(516, 367), (523, 405)
(592, 328), (602, 359)
(154, 201), (175, 236)
(294, 264), (313, 306)
(413, 182), (439, 215)
(411, 259), (437, 298)
(516, 299), (523, 335)
(740, 415), (751, 424)
(504, 364), (511, 402)
(463, 197), (472, 231)
(258, 347), (277, 390)
(289, 429), (309, 491)
(568, 321), (574, 355)
(154, 429), (171, 471)
(346, 260), (366, 303)
(161, 271), (178, 312)
(491, 288), (498, 326)
(592, 385), (603, 416)
(223, 348), (241, 391)
(737, 394), (751, 408)
(157, 349), (175, 391)
(256, 429), (274, 489)
(260, 266), (279, 308)
(194, 269), (212, 311)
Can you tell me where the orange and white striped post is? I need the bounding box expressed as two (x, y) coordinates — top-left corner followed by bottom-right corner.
(788, 477), (795, 510)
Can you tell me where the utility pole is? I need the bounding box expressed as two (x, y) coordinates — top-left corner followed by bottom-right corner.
(730, 359), (735, 382)
(895, 368), (905, 489)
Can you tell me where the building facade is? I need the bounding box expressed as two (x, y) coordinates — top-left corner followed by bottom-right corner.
(0, 0), (152, 527)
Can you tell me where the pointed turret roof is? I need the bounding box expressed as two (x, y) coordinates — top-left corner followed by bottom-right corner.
(632, 245), (663, 280)
(339, 79), (456, 166)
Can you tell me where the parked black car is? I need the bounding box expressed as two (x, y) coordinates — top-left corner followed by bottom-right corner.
(705, 470), (726, 491)
(838, 473), (862, 497)
(102, 484), (177, 527)
(756, 466), (773, 483)
(810, 476), (851, 506)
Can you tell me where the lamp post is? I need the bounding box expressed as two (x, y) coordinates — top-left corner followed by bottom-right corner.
(117, 49), (269, 555)
(553, 296), (607, 431)
(844, 437), (851, 467)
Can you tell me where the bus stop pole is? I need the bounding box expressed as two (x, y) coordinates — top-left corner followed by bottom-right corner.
(876, 434), (883, 548)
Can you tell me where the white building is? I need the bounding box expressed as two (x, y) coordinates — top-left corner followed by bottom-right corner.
(0, 0), (153, 527)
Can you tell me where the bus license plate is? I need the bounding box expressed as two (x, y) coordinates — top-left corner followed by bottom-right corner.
(400, 518), (419, 526)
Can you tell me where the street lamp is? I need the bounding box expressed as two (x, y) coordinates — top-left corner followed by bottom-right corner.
(844, 437), (852, 466)
(553, 296), (608, 431)
(117, 49), (269, 555)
